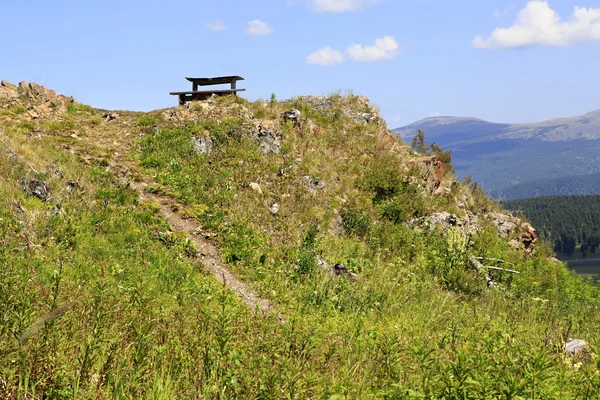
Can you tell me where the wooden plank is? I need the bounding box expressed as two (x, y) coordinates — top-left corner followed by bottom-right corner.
(185, 76), (244, 86)
(169, 89), (245, 95)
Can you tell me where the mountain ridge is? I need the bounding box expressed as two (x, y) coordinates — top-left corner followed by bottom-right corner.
(393, 108), (600, 192)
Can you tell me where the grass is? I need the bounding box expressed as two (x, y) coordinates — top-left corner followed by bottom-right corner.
(2, 94), (600, 398)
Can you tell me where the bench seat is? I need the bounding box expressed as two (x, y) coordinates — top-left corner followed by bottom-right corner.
(169, 89), (246, 105)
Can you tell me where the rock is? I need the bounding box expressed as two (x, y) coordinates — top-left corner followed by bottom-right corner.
(20, 179), (51, 201)
(191, 135), (213, 154)
(408, 155), (446, 194)
(251, 121), (282, 154)
(302, 176), (326, 193)
(103, 113), (119, 122)
(66, 180), (83, 194)
(270, 203), (280, 215)
(565, 339), (587, 355)
(292, 95), (332, 112)
(282, 108), (301, 125)
(317, 255), (357, 279)
(278, 166), (293, 176)
(249, 182), (263, 195)
(488, 212), (519, 237)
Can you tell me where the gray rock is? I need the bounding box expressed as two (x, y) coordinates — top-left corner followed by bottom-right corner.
(103, 113), (119, 122)
(191, 135), (213, 154)
(19, 179), (51, 201)
(282, 108), (301, 124)
(302, 176), (326, 193)
(565, 339), (587, 355)
(250, 121), (282, 154)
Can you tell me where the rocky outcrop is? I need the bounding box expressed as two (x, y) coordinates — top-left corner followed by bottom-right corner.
(408, 155), (446, 195)
(509, 222), (537, 255)
(0, 80), (72, 119)
(291, 95), (382, 126)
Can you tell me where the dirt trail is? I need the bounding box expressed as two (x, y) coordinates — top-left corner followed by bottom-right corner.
(79, 118), (274, 314)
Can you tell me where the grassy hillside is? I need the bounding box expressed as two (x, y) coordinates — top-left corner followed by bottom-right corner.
(2, 81), (600, 398)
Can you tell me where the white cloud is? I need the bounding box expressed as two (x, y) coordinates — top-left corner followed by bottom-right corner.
(205, 19), (227, 32)
(346, 36), (400, 61)
(308, 0), (380, 13)
(245, 20), (274, 36)
(306, 46), (345, 65)
(429, 111), (441, 117)
(474, 1), (600, 49)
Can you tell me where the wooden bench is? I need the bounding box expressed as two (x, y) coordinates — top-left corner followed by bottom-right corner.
(170, 76), (245, 105)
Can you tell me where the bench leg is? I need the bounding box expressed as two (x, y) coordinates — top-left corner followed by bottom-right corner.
(178, 94), (185, 106)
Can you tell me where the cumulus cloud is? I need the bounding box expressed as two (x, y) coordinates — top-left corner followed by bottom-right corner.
(306, 36), (402, 66)
(205, 19), (227, 32)
(306, 46), (345, 65)
(308, 0), (380, 13)
(245, 20), (274, 36)
(474, 1), (600, 49)
(346, 36), (400, 61)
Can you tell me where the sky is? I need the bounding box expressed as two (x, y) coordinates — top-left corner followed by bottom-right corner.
(1, 0), (600, 126)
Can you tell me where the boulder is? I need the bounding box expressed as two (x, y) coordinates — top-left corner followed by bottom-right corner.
(565, 339), (587, 355)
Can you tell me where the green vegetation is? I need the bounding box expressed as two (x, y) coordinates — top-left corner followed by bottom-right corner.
(504, 195), (600, 258)
(44, 119), (77, 132)
(135, 115), (156, 127)
(2, 93), (600, 398)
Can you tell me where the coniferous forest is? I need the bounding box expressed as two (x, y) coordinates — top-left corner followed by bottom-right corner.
(503, 195), (600, 256)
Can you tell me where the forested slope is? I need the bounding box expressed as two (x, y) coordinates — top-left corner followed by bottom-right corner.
(504, 195), (600, 256)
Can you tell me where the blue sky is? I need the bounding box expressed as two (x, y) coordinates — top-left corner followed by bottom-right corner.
(2, 0), (599, 126)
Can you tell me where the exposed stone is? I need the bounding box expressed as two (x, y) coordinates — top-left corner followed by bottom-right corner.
(487, 212), (519, 237)
(20, 179), (51, 201)
(317, 255), (357, 279)
(104, 113), (119, 122)
(249, 182), (263, 195)
(282, 108), (301, 125)
(191, 135), (213, 154)
(66, 180), (83, 194)
(250, 121), (282, 154)
(0, 80), (71, 116)
(408, 155), (446, 194)
(302, 176), (326, 194)
(565, 339), (587, 355)
(270, 203), (280, 215)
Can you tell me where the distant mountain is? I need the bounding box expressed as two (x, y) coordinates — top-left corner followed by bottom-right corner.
(491, 172), (600, 201)
(393, 109), (600, 192)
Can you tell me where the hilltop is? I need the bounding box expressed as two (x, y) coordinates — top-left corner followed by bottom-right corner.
(394, 110), (600, 194)
(2, 80), (600, 398)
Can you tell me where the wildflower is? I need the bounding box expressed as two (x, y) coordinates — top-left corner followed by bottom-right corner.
(45, 227), (50, 232)
(104, 199), (109, 205)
